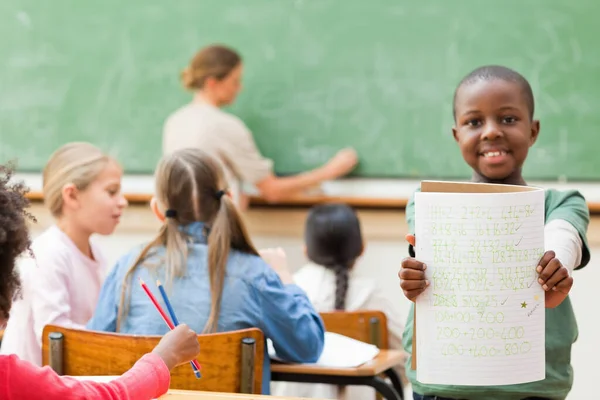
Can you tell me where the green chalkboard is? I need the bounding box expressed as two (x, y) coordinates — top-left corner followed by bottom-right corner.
(0, 0), (598, 180)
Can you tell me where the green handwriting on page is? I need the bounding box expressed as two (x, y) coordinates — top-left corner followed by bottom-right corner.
(414, 181), (546, 386)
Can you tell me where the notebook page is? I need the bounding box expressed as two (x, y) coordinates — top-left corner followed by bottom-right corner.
(268, 332), (379, 367)
(414, 189), (545, 385)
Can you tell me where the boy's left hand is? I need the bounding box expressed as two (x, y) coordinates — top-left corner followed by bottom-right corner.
(537, 250), (573, 308)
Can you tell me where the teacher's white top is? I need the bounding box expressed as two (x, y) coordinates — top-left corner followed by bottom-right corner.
(163, 102), (273, 206)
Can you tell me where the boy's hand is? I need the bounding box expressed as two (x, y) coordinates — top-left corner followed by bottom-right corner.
(537, 250), (573, 308)
(152, 324), (200, 370)
(399, 234), (430, 302)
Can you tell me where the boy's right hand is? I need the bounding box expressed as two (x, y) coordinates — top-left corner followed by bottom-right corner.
(399, 234), (429, 302)
(152, 324), (200, 371)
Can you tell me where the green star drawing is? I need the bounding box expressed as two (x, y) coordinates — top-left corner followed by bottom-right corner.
(521, 301), (527, 308)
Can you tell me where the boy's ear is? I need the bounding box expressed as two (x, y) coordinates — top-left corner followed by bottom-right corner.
(530, 120), (540, 146)
(150, 197), (165, 222)
(452, 126), (459, 142)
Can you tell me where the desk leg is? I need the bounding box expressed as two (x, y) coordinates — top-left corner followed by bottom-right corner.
(368, 376), (402, 400)
(383, 368), (404, 400)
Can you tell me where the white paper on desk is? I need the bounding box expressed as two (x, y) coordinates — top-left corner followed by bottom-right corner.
(414, 181), (545, 386)
(268, 332), (380, 367)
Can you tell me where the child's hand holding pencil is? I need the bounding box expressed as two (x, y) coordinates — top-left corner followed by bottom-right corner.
(152, 324), (201, 370)
(139, 278), (203, 378)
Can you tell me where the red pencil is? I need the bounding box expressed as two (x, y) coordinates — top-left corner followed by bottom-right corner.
(139, 278), (175, 329)
(139, 278), (202, 373)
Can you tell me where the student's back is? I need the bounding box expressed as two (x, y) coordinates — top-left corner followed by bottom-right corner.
(89, 223), (319, 351)
(88, 149), (325, 394)
(163, 101), (269, 207)
(294, 262), (395, 315)
(272, 204), (406, 399)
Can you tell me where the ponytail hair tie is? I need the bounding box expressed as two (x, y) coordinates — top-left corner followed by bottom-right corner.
(165, 209), (177, 218)
(215, 190), (226, 200)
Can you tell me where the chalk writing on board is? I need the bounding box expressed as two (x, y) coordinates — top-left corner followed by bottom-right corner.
(415, 186), (545, 386)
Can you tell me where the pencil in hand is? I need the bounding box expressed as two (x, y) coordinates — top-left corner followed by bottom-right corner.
(139, 278), (202, 378)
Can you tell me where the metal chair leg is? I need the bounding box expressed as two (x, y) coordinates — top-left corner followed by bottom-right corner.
(240, 337), (256, 393)
(48, 332), (64, 375)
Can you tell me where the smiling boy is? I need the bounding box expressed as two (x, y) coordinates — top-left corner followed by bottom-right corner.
(399, 66), (590, 400)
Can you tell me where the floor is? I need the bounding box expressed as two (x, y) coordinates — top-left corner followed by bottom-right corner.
(26, 203), (600, 400)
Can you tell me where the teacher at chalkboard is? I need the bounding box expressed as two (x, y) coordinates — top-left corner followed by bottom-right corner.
(162, 44), (358, 209)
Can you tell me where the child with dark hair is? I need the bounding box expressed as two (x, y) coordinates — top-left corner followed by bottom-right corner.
(400, 65), (590, 400)
(272, 203), (407, 399)
(0, 163), (201, 400)
(304, 203), (364, 311)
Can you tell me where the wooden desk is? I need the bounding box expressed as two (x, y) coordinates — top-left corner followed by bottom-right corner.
(162, 389), (331, 399)
(70, 377), (331, 399)
(271, 349), (405, 400)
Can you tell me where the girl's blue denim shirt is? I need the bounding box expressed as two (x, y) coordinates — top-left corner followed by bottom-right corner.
(87, 222), (325, 394)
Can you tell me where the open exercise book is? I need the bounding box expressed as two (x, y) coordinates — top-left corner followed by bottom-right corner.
(268, 332), (380, 368)
(413, 181), (546, 386)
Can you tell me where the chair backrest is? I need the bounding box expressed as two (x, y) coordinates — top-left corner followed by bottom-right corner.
(320, 310), (389, 348)
(320, 310), (393, 400)
(41, 325), (264, 394)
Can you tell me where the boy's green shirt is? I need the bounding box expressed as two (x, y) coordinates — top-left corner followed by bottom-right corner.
(404, 188), (590, 400)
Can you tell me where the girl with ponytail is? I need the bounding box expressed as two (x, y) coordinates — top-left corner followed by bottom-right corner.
(87, 149), (325, 395)
(272, 203), (407, 399)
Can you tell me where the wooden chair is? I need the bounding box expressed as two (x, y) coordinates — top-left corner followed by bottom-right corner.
(319, 310), (403, 400)
(320, 310), (389, 349)
(41, 325), (264, 394)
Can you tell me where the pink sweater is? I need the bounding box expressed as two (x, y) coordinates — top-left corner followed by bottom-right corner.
(0, 353), (170, 400)
(1, 225), (107, 365)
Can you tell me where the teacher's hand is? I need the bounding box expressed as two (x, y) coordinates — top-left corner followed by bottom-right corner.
(323, 148), (358, 178)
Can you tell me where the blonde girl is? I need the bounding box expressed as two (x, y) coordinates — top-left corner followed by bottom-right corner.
(1, 142), (128, 365)
(87, 148), (325, 395)
(162, 44), (358, 209)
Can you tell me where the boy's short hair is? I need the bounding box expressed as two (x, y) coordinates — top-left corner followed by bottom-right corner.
(453, 65), (535, 120)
